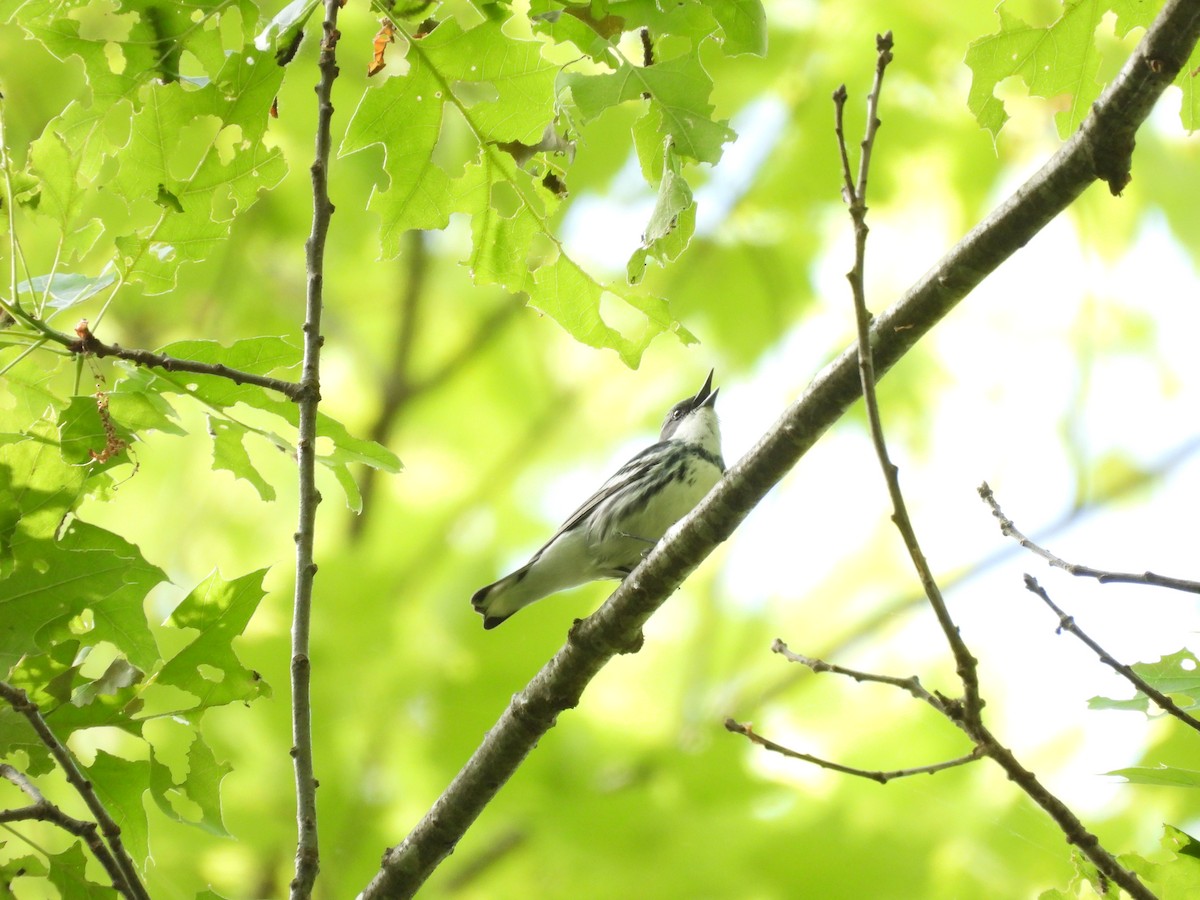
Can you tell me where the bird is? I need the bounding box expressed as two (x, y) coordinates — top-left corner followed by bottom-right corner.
(472, 370), (725, 629)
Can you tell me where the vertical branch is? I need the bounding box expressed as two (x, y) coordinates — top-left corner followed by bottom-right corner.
(838, 33), (983, 721)
(290, 3), (341, 898)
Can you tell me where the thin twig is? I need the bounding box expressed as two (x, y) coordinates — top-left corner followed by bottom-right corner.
(0, 685), (149, 899)
(829, 36), (1152, 900)
(72, 321), (305, 399)
(724, 719), (983, 783)
(838, 32), (986, 723)
(979, 482), (1200, 594)
(757, 435), (1200, 707)
(771, 639), (943, 710)
(0, 763), (130, 895)
(1023, 575), (1200, 733)
(0, 301), (305, 399)
(289, 3), (342, 898)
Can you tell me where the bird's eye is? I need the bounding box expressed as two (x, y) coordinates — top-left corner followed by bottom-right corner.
(672, 409), (683, 420)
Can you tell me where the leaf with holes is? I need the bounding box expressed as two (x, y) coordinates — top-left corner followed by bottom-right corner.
(0, 520), (165, 678)
(1089, 649), (1200, 714)
(150, 733), (234, 836)
(153, 570), (271, 720)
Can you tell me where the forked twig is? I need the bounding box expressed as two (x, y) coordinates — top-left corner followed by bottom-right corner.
(980, 482), (1200, 595)
(0, 684), (149, 899)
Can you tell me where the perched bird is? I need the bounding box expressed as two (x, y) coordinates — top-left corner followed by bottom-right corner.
(472, 371), (725, 629)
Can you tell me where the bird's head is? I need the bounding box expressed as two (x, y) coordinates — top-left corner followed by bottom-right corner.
(659, 369), (721, 452)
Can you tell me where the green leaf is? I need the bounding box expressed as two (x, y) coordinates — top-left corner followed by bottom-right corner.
(16, 271), (116, 310)
(6, 639), (82, 707)
(58, 395), (134, 469)
(17, 3), (283, 294)
(0, 520), (165, 677)
(24, 125), (103, 258)
(181, 733), (234, 835)
(562, 52), (735, 165)
(627, 139), (696, 284)
(342, 15), (694, 366)
(85, 750), (151, 865)
(1142, 825), (1200, 895)
(207, 416), (276, 501)
(965, 0), (1112, 141)
(44, 841), (118, 899)
(116, 336), (399, 510)
(1108, 766), (1200, 788)
(109, 52), (287, 293)
(153, 570), (271, 719)
(710, 0), (768, 57)
(1089, 649), (1200, 714)
(0, 849), (48, 885)
(149, 734), (233, 836)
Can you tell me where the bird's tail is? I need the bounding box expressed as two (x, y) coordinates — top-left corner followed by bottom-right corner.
(471, 563), (535, 629)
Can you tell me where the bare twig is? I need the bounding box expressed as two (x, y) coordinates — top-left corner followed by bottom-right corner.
(0, 763), (130, 895)
(980, 482), (1200, 595)
(358, 3), (1200, 894)
(838, 32), (983, 723)
(0, 684), (149, 900)
(1024, 575), (1200, 733)
(289, 2), (342, 897)
(824, 34), (1152, 899)
(757, 435), (1200, 707)
(771, 639), (943, 710)
(724, 719), (983, 783)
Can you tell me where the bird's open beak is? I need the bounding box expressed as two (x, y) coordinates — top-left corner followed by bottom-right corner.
(693, 369), (718, 408)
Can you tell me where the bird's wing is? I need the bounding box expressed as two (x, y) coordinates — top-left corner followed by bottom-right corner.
(527, 441), (670, 564)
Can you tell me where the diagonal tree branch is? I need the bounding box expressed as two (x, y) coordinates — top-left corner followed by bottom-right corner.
(1023, 574), (1200, 733)
(0, 684), (149, 900)
(290, 2), (342, 897)
(357, 2), (1200, 895)
(0, 763), (130, 896)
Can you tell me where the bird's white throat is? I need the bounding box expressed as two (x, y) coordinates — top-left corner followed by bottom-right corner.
(671, 407), (721, 455)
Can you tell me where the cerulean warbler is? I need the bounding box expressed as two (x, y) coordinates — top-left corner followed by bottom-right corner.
(472, 371), (725, 629)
